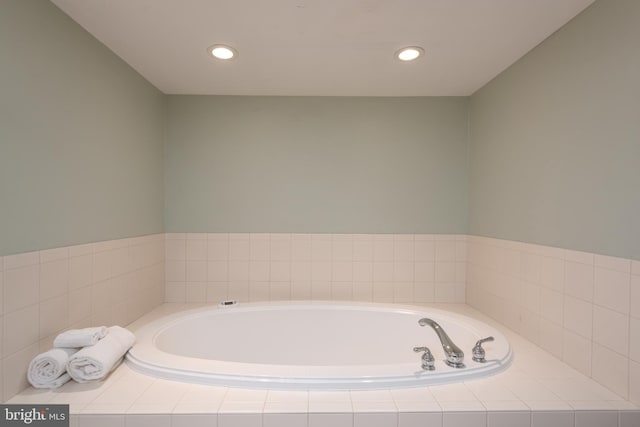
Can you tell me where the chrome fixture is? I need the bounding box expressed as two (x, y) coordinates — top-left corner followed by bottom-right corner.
(418, 318), (465, 368)
(413, 346), (435, 370)
(471, 336), (495, 363)
(219, 300), (238, 307)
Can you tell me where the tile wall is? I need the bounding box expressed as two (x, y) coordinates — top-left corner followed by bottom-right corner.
(0, 234), (165, 402)
(4, 231), (639, 408)
(164, 233), (467, 305)
(466, 235), (640, 405)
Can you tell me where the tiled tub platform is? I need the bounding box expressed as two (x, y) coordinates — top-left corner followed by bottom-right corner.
(8, 303), (640, 427)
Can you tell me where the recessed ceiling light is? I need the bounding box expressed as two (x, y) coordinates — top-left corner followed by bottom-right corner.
(209, 44), (237, 60)
(395, 46), (424, 62)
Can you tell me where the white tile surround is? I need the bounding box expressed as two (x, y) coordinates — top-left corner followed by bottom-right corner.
(2, 232), (640, 426)
(164, 233), (467, 305)
(466, 235), (640, 406)
(8, 303), (640, 427)
(0, 234), (165, 402)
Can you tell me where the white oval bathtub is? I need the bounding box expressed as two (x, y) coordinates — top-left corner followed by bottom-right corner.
(126, 301), (512, 390)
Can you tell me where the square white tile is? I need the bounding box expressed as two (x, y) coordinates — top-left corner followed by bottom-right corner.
(125, 414), (171, 427)
(3, 264), (39, 313)
(531, 411), (573, 427)
(218, 413), (262, 427)
(263, 412), (308, 427)
(39, 258), (69, 301)
(594, 267), (630, 314)
(591, 343), (629, 399)
(630, 274), (640, 319)
(540, 256), (564, 293)
(353, 412), (397, 427)
(171, 414), (218, 427)
(563, 296), (593, 339)
(186, 240), (208, 261)
(77, 414), (125, 427)
(442, 411), (486, 427)
(574, 410), (618, 427)
(619, 410), (640, 427)
(398, 411), (442, 427)
(592, 305), (629, 356)
(208, 237), (229, 261)
(563, 261), (594, 302)
(308, 413), (352, 427)
(562, 330), (591, 377)
(487, 411), (530, 427)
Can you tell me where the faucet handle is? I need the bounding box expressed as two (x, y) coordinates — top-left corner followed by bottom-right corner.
(472, 336), (494, 363)
(413, 346), (435, 371)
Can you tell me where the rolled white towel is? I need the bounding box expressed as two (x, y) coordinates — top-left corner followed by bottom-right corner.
(66, 326), (135, 383)
(28, 348), (77, 389)
(54, 326), (108, 348)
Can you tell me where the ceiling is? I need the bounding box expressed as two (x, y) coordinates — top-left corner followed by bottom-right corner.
(50, 0), (595, 96)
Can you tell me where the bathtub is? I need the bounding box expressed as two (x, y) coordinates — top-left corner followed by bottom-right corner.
(126, 301), (512, 390)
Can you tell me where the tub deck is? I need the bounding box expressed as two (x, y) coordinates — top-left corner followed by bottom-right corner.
(127, 301), (513, 390)
(8, 303), (640, 427)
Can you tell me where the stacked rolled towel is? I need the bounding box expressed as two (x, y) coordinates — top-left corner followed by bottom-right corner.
(28, 348), (78, 389)
(67, 326), (136, 383)
(53, 326), (108, 348)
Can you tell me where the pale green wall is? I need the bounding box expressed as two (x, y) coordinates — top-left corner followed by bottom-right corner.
(468, 0), (640, 260)
(165, 96), (469, 234)
(5, 0), (637, 260)
(0, 0), (165, 256)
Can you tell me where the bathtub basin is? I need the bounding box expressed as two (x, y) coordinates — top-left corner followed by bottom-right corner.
(126, 301), (512, 390)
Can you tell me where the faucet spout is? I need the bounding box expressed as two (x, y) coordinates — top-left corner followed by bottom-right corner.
(418, 318), (465, 368)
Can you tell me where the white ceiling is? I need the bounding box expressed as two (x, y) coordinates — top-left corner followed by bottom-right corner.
(50, 0), (595, 96)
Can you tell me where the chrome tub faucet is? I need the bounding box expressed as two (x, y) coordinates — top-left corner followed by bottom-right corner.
(418, 318), (465, 368)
